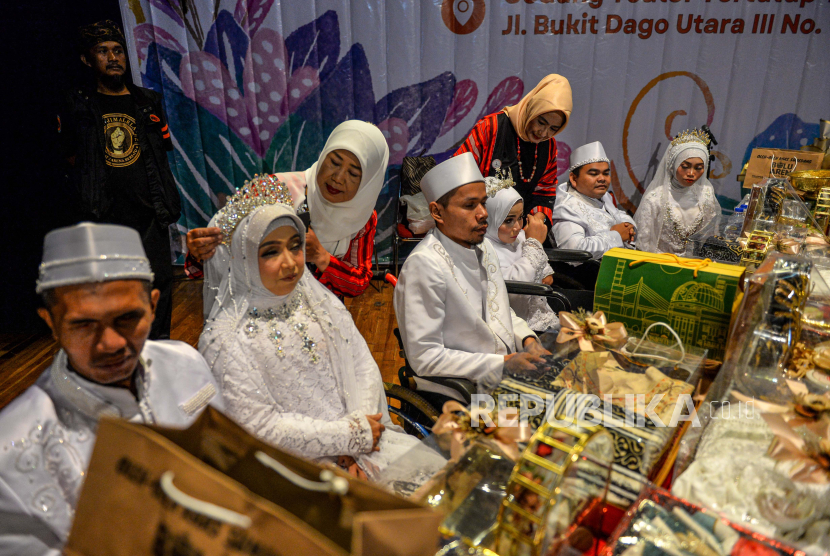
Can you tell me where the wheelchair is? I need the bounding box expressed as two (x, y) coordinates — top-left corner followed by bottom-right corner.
(384, 246), (596, 435)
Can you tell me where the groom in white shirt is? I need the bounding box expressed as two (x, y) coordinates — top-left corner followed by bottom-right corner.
(394, 153), (549, 395)
(0, 223), (222, 556)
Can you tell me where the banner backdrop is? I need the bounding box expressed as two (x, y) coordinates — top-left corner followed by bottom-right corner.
(119, 0), (829, 262)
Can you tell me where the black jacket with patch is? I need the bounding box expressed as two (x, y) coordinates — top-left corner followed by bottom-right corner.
(59, 83), (181, 226)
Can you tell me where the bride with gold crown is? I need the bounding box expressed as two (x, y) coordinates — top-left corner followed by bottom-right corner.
(198, 182), (418, 481)
(634, 129), (722, 255)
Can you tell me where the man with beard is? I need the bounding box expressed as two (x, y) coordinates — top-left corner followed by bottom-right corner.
(58, 20), (181, 339)
(0, 223), (222, 555)
(393, 153), (549, 396)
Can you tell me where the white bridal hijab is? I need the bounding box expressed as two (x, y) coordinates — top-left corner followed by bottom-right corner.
(637, 135), (714, 253)
(200, 203), (392, 425)
(485, 186), (525, 267)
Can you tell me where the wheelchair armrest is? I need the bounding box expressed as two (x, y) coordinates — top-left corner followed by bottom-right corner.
(504, 280), (553, 296)
(417, 376), (477, 404)
(505, 281), (572, 313)
(545, 248), (593, 263)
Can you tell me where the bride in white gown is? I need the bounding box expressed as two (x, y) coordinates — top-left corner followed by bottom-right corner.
(199, 202), (417, 480)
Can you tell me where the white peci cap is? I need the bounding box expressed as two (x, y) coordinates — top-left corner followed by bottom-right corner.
(36, 223), (153, 294)
(420, 152), (485, 203)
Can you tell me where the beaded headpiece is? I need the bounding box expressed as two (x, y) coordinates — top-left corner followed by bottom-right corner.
(485, 159), (516, 197)
(216, 174), (294, 246)
(670, 128), (711, 149)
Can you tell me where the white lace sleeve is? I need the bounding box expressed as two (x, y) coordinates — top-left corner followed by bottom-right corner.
(521, 238), (554, 282)
(218, 352), (374, 459)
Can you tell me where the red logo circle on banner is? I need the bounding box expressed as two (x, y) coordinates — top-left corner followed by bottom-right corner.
(441, 0), (486, 35)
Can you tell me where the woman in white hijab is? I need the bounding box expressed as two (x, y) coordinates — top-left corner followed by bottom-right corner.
(186, 120), (389, 308)
(634, 129), (721, 255)
(198, 202), (416, 480)
(485, 185), (560, 332)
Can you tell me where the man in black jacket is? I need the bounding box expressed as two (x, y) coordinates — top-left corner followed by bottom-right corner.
(59, 20), (181, 339)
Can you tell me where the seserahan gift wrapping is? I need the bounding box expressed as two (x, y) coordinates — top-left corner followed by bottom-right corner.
(378, 402), (531, 547)
(594, 249), (745, 361)
(603, 485), (807, 556)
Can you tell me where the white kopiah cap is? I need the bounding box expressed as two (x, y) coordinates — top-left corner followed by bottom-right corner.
(420, 152), (485, 203)
(36, 222), (154, 293)
(568, 141), (610, 174)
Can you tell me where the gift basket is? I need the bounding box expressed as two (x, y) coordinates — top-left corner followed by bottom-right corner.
(380, 405), (618, 556)
(493, 417), (615, 556)
(671, 253), (830, 555)
(378, 402), (532, 548)
(684, 214), (743, 265)
(496, 310), (707, 508)
(684, 172), (830, 273)
(602, 485), (807, 556)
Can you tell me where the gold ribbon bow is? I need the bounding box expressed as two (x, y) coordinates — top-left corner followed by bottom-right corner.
(759, 381), (830, 484)
(432, 401), (531, 462)
(556, 310), (628, 352)
(628, 254), (712, 278)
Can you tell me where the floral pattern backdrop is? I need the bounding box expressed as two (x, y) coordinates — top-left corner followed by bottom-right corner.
(121, 0), (827, 263)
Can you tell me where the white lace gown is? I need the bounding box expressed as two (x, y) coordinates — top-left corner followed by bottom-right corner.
(494, 232), (560, 333)
(207, 294), (417, 479)
(635, 184), (720, 255)
(199, 204), (418, 481)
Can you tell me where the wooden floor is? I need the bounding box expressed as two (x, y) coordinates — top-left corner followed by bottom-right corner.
(0, 273), (404, 410)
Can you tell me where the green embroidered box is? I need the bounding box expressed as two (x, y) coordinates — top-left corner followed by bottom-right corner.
(593, 249), (745, 361)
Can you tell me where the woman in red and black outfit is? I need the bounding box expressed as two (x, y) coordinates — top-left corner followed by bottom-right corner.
(186, 121), (389, 300)
(454, 74), (572, 223)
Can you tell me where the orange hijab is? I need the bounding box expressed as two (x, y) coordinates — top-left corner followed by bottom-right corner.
(502, 74), (572, 143)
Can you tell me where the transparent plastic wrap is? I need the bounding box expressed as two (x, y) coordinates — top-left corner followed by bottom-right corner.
(684, 214), (743, 265)
(377, 403), (528, 548)
(715, 254), (829, 403)
(674, 253), (825, 476)
(495, 336), (705, 508)
(603, 485), (807, 556)
(669, 253), (830, 555)
(739, 178), (830, 270)
(493, 417), (616, 556)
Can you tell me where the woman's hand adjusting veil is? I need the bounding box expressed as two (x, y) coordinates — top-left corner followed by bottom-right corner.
(186, 227), (223, 261)
(304, 229), (332, 271)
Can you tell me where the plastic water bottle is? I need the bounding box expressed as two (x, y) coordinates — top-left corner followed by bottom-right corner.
(724, 207), (745, 240)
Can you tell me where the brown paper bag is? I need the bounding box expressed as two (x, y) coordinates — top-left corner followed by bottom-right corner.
(743, 147), (823, 189)
(64, 407), (441, 556)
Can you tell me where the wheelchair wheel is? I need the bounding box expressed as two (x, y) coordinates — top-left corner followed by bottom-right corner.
(384, 382), (439, 439)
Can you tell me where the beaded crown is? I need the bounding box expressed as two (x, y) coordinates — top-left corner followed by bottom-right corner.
(670, 128), (710, 149)
(216, 174), (294, 246)
(485, 160), (516, 197)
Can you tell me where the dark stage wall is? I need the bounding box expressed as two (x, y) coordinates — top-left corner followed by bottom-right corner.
(0, 0), (125, 332)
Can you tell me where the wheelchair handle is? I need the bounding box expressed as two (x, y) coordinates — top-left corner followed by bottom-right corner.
(504, 280), (553, 296)
(544, 248), (593, 263)
(385, 273), (398, 287)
